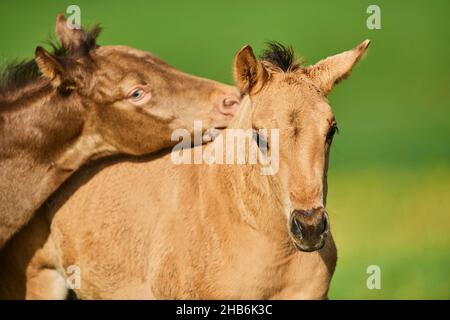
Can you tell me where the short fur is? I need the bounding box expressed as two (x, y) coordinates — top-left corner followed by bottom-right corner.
(0, 40), (370, 299)
(0, 14), (239, 248)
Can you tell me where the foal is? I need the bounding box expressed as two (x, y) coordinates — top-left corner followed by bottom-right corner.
(0, 40), (369, 299)
(0, 15), (239, 248)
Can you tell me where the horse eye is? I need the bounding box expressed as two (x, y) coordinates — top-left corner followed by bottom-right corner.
(253, 131), (269, 152)
(326, 125), (338, 141)
(128, 88), (146, 101)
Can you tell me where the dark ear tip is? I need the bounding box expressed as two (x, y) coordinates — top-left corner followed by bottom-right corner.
(35, 46), (45, 56)
(56, 13), (67, 24)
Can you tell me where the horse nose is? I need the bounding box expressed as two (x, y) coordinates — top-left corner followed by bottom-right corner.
(289, 207), (329, 252)
(211, 89), (241, 128)
(219, 95), (240, 114)
(217, 85), (241, 111)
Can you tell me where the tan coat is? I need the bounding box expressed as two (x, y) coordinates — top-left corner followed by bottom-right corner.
(0, 40), (369, 299)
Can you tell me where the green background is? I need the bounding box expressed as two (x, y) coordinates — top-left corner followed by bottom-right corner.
(1, 0), (448, 299)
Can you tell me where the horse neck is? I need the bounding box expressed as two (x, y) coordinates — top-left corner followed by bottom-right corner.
(0, 83), (102, 246)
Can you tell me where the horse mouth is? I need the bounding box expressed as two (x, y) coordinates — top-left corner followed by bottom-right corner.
(291, 237), (327, 252)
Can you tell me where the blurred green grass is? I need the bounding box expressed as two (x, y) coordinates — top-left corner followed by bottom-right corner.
(0, 0), (449, 299)
(328, 166), (450, 299)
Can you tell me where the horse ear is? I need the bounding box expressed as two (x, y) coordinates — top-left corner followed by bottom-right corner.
(233, 45), (268, 95)
(55, 13), (85, 50)
(305, 40), (370, 95)
(35, 46), (64, 86)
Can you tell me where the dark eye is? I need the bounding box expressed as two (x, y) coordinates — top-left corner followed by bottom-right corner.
(253, 130), (269, 152)
(326, 124), (339, 141)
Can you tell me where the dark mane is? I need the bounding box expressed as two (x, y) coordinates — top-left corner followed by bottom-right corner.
(0, 25), (101, 94)
(261, 41), (302, 72)
(0, 60), (41, 93)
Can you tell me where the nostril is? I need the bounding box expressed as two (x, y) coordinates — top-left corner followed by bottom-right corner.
(291, 216), (303, 237)
(222, 97), (239, 108)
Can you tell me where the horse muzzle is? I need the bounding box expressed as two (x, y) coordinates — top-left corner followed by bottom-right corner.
(289, 207), (330, 252)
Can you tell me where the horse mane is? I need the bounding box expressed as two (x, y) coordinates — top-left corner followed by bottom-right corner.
(261, 41), (303, 72)
(0, 25), (101, 95)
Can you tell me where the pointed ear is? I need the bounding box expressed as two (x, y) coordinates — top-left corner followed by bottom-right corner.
(233, 45), (268, 95)
(305, 39), (370, 95)
(55, 13), (85, 50)
(35, 46), (64, 86)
